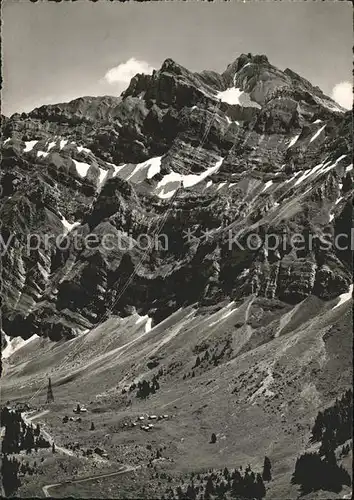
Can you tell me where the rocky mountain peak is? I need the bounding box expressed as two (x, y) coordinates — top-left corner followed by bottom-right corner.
(159, 58), (185, 75)
(1, 52), (352, 342)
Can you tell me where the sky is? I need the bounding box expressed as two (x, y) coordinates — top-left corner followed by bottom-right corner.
(2, 0), (353, 116)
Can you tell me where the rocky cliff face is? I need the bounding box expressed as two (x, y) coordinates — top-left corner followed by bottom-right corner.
(1, 53), (352, 341)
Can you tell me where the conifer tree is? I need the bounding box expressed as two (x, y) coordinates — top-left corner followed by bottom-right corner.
(24, 426), (35, 453)
(262, 456), (272, 481)
(46, 377), (54, 403)
(186, 483), (196, 499)
(205, 476), (215, 499)
(255, 473), (266, 499)
(1, 455), (21, 496)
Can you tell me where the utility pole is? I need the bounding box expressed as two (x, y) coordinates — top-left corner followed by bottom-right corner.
(46, 377), (54, 403)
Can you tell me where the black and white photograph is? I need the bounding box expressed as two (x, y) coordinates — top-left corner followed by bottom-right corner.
(0, 0), (353, 498)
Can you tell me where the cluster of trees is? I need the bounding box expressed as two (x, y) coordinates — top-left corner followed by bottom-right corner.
(184, 341), (233, 380)
(1, 407), (53, 497)
(123, 368), (164, 399)
(1, 452), (46, 496)
(1, 455), (21, 497)
(292, 451), (351, 494)
(163, 460), (270, 500)
(292, 390), (353, 494)
(311, 389), (352, 450)
(194, 341), (233, 369)
(136, 375), (160, 399)
(1, 407), (50, 454)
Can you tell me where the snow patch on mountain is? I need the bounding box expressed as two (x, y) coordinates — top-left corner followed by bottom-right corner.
(73, 159), (91, 178)
(332, 284), (353, 310)
(283, 161), (337, 189)
(309, 124), (326, 143)
(285, 172), (301, 184)
(2, 334), (40, 360)
(335, 155), (348, 165)
(156, 157), (224, 199)
(294, 169), (311, 186)
(216, 182), (227, 191)
(217, 87), (261, 108)
(208, 301), (237, 327)
(98, 168), (109, 185)
(287, 134), (300, 149)
(77, 145), (92, 154)
(144, 157), (163, 179)
(107, 162), (127, 177)
(37, 151), (49, 158)
(293, 163), (325, 186)
(134, 315), (153, 332)
(23, 140), (38, 152)
(261, 180), (273, 192)
(60, 215), (80, 235)
(145, 317), (152, 333)
(316, 97), (344, 114)
(226, 116), (240, 126)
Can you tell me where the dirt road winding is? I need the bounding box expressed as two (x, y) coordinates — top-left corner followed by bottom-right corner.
(42, 465), (139, 497)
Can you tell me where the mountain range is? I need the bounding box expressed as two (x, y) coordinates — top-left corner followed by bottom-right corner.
(1, 52), (352, 499)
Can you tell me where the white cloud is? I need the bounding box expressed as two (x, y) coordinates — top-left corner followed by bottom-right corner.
(104, 58), (154, 85)
(331, 81), (352, 110)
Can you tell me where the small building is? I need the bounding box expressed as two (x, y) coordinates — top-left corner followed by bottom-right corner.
(73, 403), (87, 414)
(94, 447), (106, 456)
